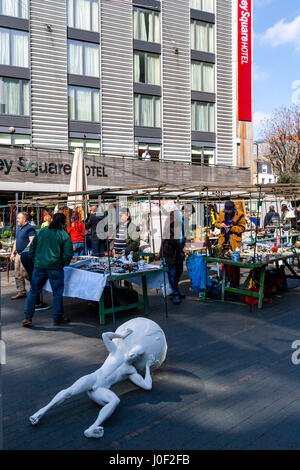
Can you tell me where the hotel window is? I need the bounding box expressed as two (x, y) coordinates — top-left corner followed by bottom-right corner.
(67, 0), (99, 32)
(133, 8), (160, 43)
(192, 146), (215, 166)
(68, 40), (99, 77)
(190, 0), (214, 13)
(0, 28), (29, 68)
(192, 101), (215, 132)
(137, 143), (161, 161)
(191, 61), (214, 92)
(68, 86), (100, 122)
(134, 94), (161, 128)
(0, 133), (30, 146)
(134, 51), (160, 85)
(0, 0), (28, 18)
(0, 78), (29, 115)
(68, 138), (100, 153)
(191, 20), (214, 53)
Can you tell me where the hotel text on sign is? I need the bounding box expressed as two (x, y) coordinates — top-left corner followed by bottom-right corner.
(238, 0), (252, 122)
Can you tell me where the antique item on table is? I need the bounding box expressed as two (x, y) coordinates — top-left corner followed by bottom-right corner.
(29, 318), (167, 439)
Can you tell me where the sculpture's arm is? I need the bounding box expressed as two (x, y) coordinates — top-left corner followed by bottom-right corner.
(102, 329), (132, 354)
(129, 356), (157, 391)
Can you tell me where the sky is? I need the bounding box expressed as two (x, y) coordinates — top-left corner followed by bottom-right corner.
(252, 0), (300, 140)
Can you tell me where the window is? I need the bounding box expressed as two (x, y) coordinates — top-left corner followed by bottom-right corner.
(0, 133), (30, 146)
(191, 20), (214, 53)
(190, 0), (214, 13)
(134, 51), (160, 85)
(0, 28), (29, 68)
(67, 0), (98, 32)
(133, 8), (160, 43)
(262, 165), (268, 173)
(192, 146), (215, 165)
(68, 86), (100, 121)
(134, 94), (161, 128)
(0, 0), (28, 18)
(137, 143), (161, 161)
(0, 78), (29, 115)
(68, 138), (100, 153)
(191, 61), (214, 92)
(192, 101), (215, 132)
(68, 40), (99, 77)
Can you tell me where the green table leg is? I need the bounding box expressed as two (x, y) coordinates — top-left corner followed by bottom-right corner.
(258, 266), (266, 309)
(221, 264), (226, 301)
(142, 275), (149, 316)
(99, 293), (106, 325)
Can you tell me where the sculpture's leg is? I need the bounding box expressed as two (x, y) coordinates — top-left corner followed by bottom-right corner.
(29, 373), (96, 425)
(84, 387), (120, 438)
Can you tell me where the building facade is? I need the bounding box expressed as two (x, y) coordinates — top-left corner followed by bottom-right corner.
(0, 0), (252, 192)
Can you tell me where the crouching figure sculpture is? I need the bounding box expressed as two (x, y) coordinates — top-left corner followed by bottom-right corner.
(29, 318), (167, 438)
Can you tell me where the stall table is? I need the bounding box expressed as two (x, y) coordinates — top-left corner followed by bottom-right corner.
(44, 264), (169, 325)
(99, 267), (167, 325)
(204, 253), (300, 309)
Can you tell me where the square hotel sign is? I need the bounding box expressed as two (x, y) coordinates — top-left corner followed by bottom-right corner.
(238, 0), (252, 122)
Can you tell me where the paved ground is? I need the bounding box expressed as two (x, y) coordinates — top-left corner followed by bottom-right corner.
(2, 268), (300, 450)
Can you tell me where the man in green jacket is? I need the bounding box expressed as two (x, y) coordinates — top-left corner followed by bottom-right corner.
(22, 213), (73, 327)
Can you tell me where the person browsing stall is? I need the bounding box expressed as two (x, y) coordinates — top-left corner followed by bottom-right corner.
(111, 208), (140, 261)
(215, 201), (246, 251)
(22, 213), (73, 328)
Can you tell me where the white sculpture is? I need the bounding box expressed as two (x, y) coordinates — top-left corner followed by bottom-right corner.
(29, 318), (167, 438)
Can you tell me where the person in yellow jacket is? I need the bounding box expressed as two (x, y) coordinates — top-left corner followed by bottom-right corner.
(215, 200), (246, 251)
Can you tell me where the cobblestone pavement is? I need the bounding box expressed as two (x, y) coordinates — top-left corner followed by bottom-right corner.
(2, 270), (300, 450)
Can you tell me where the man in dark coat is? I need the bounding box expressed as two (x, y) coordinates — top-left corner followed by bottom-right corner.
(264, 205), (280, 228)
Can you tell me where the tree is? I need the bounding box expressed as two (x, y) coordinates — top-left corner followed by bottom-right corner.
(261, 105), (300, 177)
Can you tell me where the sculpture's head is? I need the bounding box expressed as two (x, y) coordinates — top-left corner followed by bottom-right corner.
(127, 345), (145, 363)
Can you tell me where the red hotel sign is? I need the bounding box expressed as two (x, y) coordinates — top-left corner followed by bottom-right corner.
(238, 0), (252, 122)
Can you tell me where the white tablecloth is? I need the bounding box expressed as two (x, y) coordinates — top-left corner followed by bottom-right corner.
(44, 265), (171, 302)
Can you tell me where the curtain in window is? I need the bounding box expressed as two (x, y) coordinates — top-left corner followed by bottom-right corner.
(140, 11), (153, 42)
(191, 103), (196, 131)
(76, 0), (90, 31)
(155, 97), (160, 127)
(85, 44), (98, 77)
(0, 29), (9, 65)
(69, 41), (82, 75)
(148, 54), (160, 85)
(196, 103), (208, 131)
(209, 104), (215, 132)
(12, 31), (28, 67)
(68, 87), (75, 120)
(67, 0), (74, 27)
(191, 62), (201, 91)
(140, 96), (153, 127)
(77, 88), (92, 120)
(3, 79), (20, 115)
(154, 13), (160, 43)
(203, 63), (214, 92)
(133, 10), (139, 39)
(20, 0), (27, 19)
(92, 90), (100, 121)
(196, 22), (207, 51)
(13, 134), (30, 145)
(91, 0), (98, 32)
(140, 11), (147, 41)
(134, 52), (141, 83)
(203, 0), (214, 13)
(22, 81), (29, 115)
(191, 0), (202, 9)
(134, 95), (139, 125)
(2, 0), (19, 17)
(191, 21), (195, 49)
(208, 25), (214, 53)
